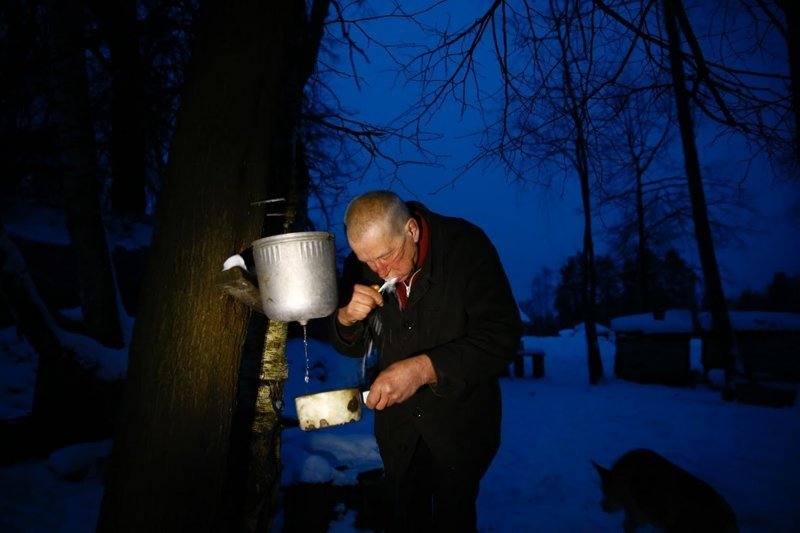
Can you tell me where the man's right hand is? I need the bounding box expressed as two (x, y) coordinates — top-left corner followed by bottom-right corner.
(336, 283), (384, 326)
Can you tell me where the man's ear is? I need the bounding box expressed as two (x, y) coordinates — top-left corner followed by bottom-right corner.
(407, 218), (420, 243)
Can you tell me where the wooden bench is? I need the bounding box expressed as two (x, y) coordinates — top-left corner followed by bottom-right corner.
(512, 349), (546, 378)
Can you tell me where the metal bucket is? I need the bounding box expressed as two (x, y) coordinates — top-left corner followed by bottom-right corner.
(251, 231), (338, 324)
(294, 388), (362, 431)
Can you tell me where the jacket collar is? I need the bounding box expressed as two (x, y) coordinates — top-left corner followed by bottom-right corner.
(404, 201), (435, 310)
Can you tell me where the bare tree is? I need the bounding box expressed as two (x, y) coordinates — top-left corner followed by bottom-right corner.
(89, 0), (148, 213)
(0, 214), (122, 460)
(595, 0), (795, 176)
(731, 0), (800, 167)
(46, 0), (124, 348)
(773, 0), (800, 165)
(597, 86), (752, 313)
(389, 0), (786, 380)
(596, 87), (674, 311)
(724, 0), (799, 170)
(662, 0), (737, 376)
(396, 0), (631, 382)
(0, 0), (54, 196)
(550, 0), (606, 383)
(524, 267), (556, 322)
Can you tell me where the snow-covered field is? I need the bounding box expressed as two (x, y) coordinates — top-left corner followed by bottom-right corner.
(4, 323), (796, 532)
(280, 332), (800, 532)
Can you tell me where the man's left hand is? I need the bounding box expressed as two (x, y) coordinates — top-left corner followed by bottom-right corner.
(366, 355), (437, 410)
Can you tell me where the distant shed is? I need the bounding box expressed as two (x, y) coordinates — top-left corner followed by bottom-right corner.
(609, 310), (694, 386)
(698, 311), (800, 380)
(511, 336), (546, 378)
(572, 322), (612, 338)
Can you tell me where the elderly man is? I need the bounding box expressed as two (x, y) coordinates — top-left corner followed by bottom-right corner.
(330, 190), (521, 531)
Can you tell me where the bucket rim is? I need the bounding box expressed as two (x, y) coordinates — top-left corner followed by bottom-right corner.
(293, 387), (360, 402)
(252, 230), (334, 248)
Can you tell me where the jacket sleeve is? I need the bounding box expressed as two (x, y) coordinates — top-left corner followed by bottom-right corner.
(425, 228), (522, 398)
(328, 252), (375, 358)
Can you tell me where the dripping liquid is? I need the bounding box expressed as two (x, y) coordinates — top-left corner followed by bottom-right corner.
(302, 324), (310, 384)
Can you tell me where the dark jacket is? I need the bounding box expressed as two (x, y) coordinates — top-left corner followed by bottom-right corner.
(330, 202), (522, 480)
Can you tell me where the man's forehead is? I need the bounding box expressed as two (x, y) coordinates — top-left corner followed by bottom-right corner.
(349, 226), (398, 260)
(349, 219), (390, 244)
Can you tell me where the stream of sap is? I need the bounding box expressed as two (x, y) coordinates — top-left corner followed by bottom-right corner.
(302, 324), (310, 383)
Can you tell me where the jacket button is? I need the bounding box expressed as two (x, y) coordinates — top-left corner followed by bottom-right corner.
(414, 409), (422, 418)
(404, 320), (414, 330)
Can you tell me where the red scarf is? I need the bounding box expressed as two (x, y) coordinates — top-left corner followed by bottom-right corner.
(395, 212), (429, 311)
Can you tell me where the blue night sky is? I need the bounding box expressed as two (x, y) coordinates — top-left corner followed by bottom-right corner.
(313, 1), (800, 304)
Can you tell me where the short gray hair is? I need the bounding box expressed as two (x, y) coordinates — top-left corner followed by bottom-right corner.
(344, 190), (410, 241)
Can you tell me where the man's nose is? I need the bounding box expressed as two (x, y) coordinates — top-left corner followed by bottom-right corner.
(370, 261), (390, 278)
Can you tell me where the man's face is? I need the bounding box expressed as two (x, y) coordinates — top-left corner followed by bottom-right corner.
(349, 218), (419, 282)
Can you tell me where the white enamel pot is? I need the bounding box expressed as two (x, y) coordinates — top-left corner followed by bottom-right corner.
(294, 387), (363, 431)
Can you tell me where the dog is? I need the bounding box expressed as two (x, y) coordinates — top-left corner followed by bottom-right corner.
(593, 448), (738, 532)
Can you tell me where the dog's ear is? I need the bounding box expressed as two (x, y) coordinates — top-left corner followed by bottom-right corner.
(592, 460), (610, 480)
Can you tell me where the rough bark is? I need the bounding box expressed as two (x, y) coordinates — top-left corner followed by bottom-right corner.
(46, 0), (124, 348)
(663, 0), (736, 375)
(91, 0), (148, 213)
(240, 320), (289, 532)
(97, 1), (299, 531)
(230, 2), (330, 530)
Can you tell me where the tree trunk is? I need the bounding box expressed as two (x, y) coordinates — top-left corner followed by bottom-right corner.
(0, 217), (121, 459)
(235, 3), (330, 529)
(663, 0), (736, 376)
(93, 0), (148, 213)
(558, 17), (604, 385)
(578, 148), (604, 385)
(46, 0), (124, 348)
(782, 0), (800, 165)
(0, 219), (62, 363)
(238, 320), (289, 532)
(635, 165), (650, 312)
(97, 1), (301, 531)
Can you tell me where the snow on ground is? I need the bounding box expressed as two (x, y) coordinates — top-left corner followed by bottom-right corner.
(0, 328), (37, 421)
(277, 329), (800, 531)
(1, 324), (799, 532)
(0, 450), (107, 533)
